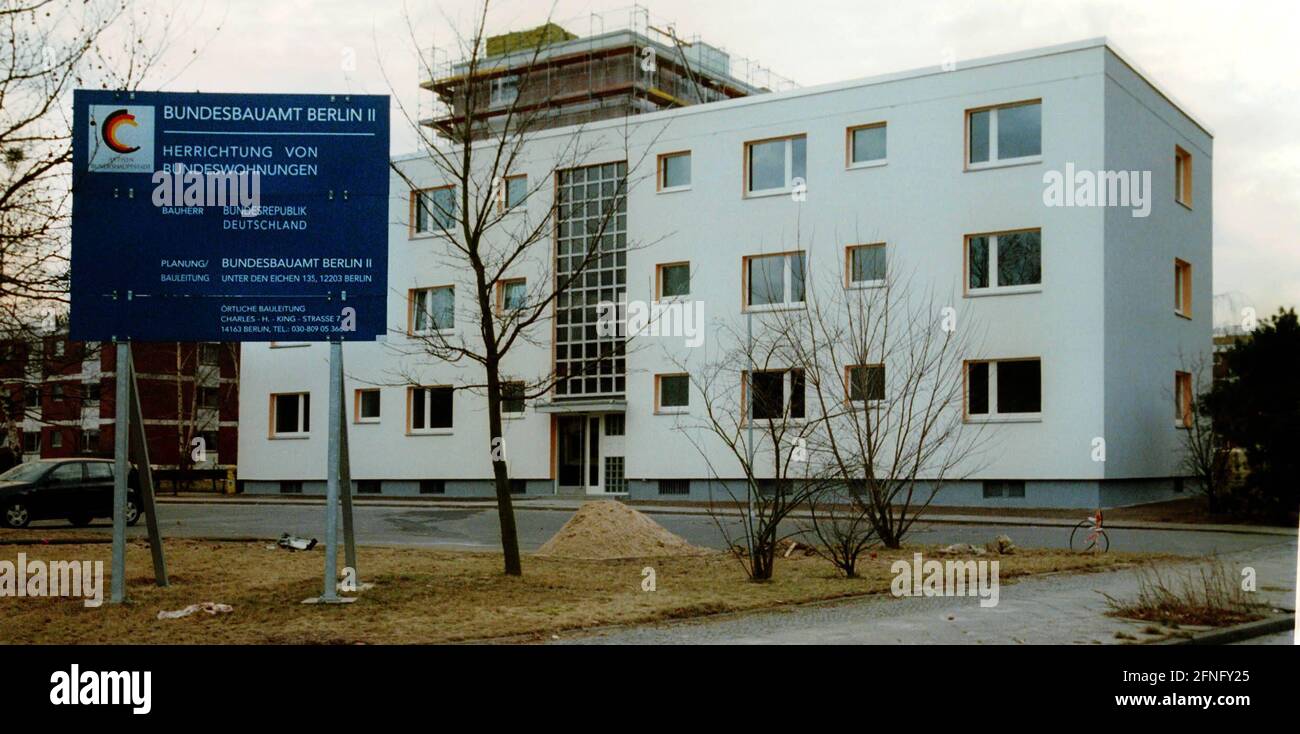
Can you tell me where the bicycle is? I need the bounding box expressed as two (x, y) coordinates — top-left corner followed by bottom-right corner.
(1069, 509), (1109, 553)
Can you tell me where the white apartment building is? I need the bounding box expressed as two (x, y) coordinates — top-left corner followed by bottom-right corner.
(238, 38), (1212, 508)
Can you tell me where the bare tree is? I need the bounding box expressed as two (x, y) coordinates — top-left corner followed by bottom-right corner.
(0, 0), (213, 453)
(385, 1), (666, 575)
(1176, 353), (1226, 513)
(781, 265), (988, 557)
(672, 314), (822, 581)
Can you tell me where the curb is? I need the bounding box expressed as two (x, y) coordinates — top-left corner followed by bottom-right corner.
(1158, 613), (1295, 645)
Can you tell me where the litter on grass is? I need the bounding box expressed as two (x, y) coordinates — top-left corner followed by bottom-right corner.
(157, 602), (233, 620)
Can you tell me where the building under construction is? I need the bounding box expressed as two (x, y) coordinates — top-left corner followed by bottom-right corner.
(420, 6), (796, 139)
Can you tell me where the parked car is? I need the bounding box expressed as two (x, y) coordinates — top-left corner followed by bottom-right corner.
(0, 458), (141, 529)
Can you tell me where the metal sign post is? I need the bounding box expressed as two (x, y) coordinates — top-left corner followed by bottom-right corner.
(110, 340), (169, 604)
(304, 339), (357, 604)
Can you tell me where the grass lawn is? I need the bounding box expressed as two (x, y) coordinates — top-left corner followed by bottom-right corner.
(0, 539), (1163, 644)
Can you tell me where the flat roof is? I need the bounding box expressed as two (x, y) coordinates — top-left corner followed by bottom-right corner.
(396, 37), (1210, 161)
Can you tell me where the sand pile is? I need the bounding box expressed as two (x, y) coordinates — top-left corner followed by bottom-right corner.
(535, 501), (713, 560)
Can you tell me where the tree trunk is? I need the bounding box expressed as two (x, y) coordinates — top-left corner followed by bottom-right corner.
(485, 360), (522, 576)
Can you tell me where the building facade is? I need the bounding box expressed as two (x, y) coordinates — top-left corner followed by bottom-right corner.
(238, 38), (1212, 508)
(0, 336), (240, 480)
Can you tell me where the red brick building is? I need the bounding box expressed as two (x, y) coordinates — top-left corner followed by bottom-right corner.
(0, 335), (239, 477)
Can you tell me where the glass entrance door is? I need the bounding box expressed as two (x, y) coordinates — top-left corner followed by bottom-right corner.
(557, 416), (585, 489)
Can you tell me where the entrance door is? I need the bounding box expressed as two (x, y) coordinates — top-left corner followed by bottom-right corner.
(557, 416), (585, 490)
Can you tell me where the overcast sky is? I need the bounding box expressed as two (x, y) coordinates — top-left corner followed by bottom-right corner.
(154, 0), (1300, 320)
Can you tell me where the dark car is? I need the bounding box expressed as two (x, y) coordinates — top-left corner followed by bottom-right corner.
(0, 458), (141, 529)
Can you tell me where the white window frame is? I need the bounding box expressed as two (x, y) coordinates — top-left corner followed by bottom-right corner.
(270, 392), (310, 438)
(412, 186), (455, 236)
(355, 388), (381, 424)
(408, 386), (453, 435)
(744, 252), (806, 312)
(846, 363), (887, 405)
(846, 243), (887, 289)
(501, 381), (526, 419)
(655, 373), (690, 415)
(966, 100), (1042, 171)
(657, 151), (692, 193)
(846, 122), (888, 170)
(409, 286), (455, 336)
(744, 368), (806, 424)
(965, 229), (1042, 296)
(744, 134), (806, 197)
(965, 359), (1042, 423)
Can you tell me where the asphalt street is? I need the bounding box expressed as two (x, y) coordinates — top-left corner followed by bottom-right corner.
(13, 500), (1295, 558)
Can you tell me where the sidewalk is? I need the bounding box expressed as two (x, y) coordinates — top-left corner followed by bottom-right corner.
(556, 543), (1298, 645)
(153, 493), (1299, 537)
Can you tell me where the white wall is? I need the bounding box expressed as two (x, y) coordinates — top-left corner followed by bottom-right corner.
(238, 39), (1209, 491)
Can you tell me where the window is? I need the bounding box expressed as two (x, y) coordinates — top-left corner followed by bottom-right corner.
(81, 430), (100, 453)
(356, 480), (381, 494)
(656, 374), (689, 413)
(50, 431), (63, 449)
(847, 123), (887, 167)
(199, 431), (219, 456)
(846, 244), (886, 287)
(1174, 259), (1192, 317)
(200, 343), (221, 365)
(745, 252), (806, 309)
(410, 286), (454, 334)
(82, 382), (100, 405)
(967, 229), (1041, 293)
(53, 341), (66, 357)
(24, 386), (38, 407)
(847, 364), (886, 403)
(22, 431), (39, 454)
(659, 479), (690, 496)
(983, 480), (1026, 498)
(355, 388), (380, 423)
(745, 134), (806, 195)
(47, 461), (79, 482)
(657, 262), (690, 299)
(510, 479), (528, 495)
(748, 369), (805, 421)
(497, 279), (526, 312)
(279, 480), (303, 494)
(409, 386), (453, 432)
(1175, 146), (1193, 207)
(51, 384), (64, 401)
(1175, 371), (1193, 428)
(967, 100), (1041, 167)
(554, 161), (628, 398)
(503, 175), (528, 210)
(604, 414), (625, 436)
(658, 151), (691, 191)
(419, 479), (445, 495)
(490, 76), (518, 105)
(501, 382), (525, 414)
(413, 186), (455, 234)
(604, 457), (626, 493)
(967, 359), (1041, 419)
(198, 386), (220, 409)
(271, 392), (310, 436)
(85, 462), (112, 481)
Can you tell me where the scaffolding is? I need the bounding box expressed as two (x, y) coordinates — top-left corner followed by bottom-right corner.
(417, 4), (797, 138)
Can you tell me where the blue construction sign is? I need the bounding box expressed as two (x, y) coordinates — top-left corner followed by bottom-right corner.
(69, 90), (390, 341)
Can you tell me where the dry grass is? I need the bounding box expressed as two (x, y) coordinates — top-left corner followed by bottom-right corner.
(0, 539), (1159, 644)
(1104, 561), (1267, 627)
